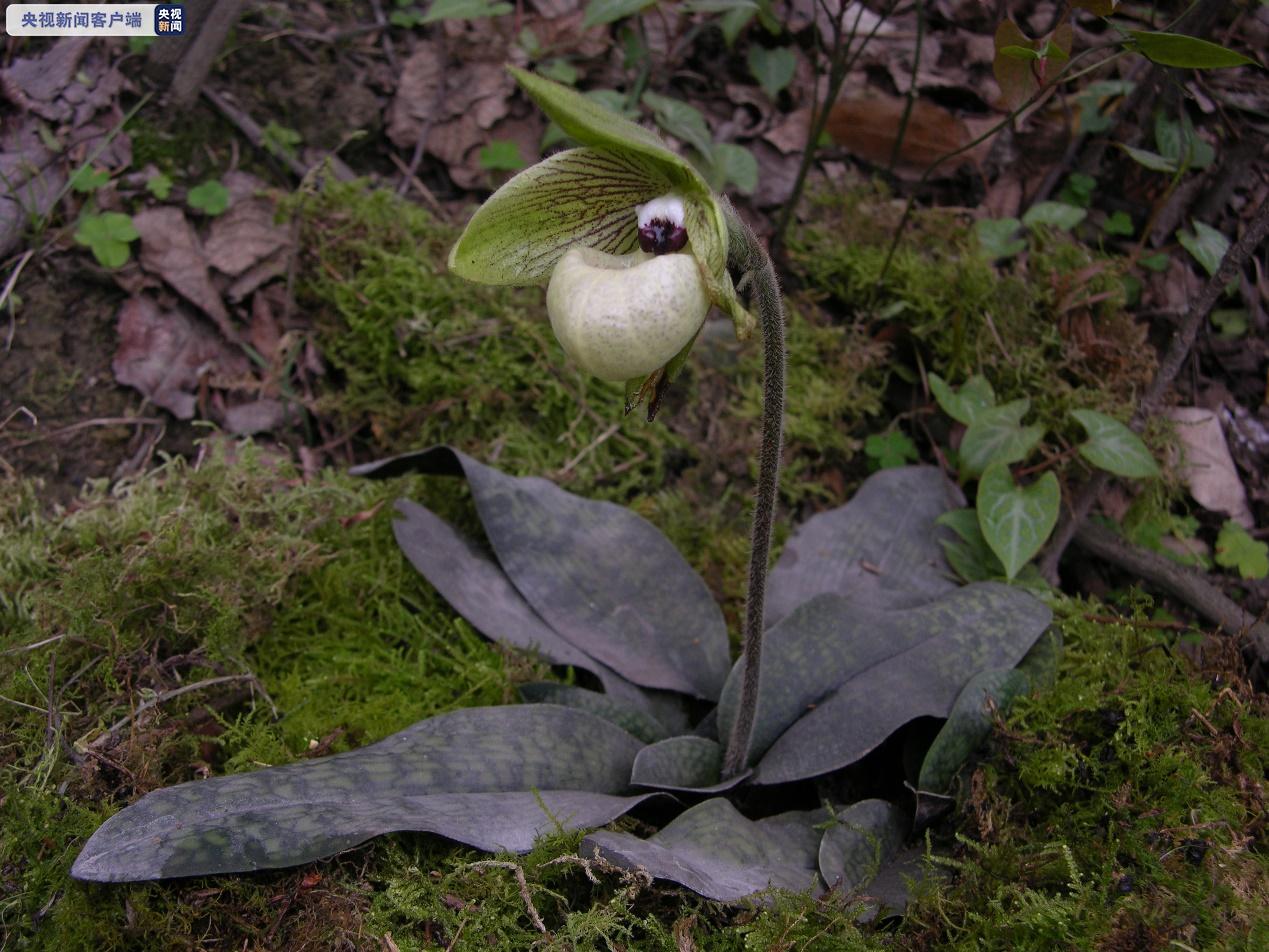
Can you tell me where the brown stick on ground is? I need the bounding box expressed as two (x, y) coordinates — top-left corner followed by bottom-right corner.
(147, 0), (245, 107)
(1073, 521), (1269, 662)
(1039, 193), (1269, 583)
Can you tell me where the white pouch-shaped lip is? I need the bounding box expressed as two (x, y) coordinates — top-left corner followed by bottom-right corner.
(546, 247), (709, 381)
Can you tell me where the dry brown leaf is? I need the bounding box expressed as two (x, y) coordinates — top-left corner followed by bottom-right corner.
(204, 195), (290, 277)
(132, 207), (234, 338)
(112, 297), (250, 419)
(1166, 407), (1255, 528)
(222, 399), (290, 436)
(0, 37), (91, 120)
(387, 42), (443, 149)
(825, 95), (976, 177)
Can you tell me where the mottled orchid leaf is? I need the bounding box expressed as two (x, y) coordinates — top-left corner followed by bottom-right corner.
(355, 446), (731, 700)
(915, 667), (1028, 796)
(764, 466), (963, 628)
(518, 683), (670, 744)
(448, 148), (661, 286)
(717, 583), (1051, 784)
(388, 498), (674, 719)
(817, 799), (909, 893)
(73, 705), (654, 882)
(630, 736), (748, 792)
(508, 67), (708, 198)
(583, 798), (826, 902)
(915, 626), (1062, 799)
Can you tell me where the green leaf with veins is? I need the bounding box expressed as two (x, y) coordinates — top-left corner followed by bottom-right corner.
(958, 399), (1044, 476)
(976, 463), (1059, 580)
(974, 218), (1025, 259)
(1070, 409), (1158, 478)
(509, 67), (706, 196)
(642, 91), (715, 159)
(928, 373), (996, 426)
(747, 45), (796, 98)
(708, 142), (758, 194)
(1177, 220), (1229, 277)
(448, 148), (662, 285)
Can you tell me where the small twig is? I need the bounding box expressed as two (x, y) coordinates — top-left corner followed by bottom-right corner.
(0, 416), (164, 449)
(442, 919), (466, 952)
(0, 633), (68, 655)
(1039, 193), (1269, 581)
(465, 861), (546, 933)
(387, 152), (448, 220)
(367, 0), (398, 73)
(1073, 521), (1269, 662)
(2, 249), (33, 352)
(85, 673), (265, 750)
(202, 87), (314, 180)
(0, 693), (48, 714)
(556, 422), (620, 476)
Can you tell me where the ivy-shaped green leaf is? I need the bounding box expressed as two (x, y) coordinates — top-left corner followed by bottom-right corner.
(1176, 220), (1229, 277)
(1022, 201), (1087, 232)
(928, 373), (996, 426)
(974, 218), (1026, 260)
(976, 463), (1060, 580)
(641, 90), (714, 159)
(1070, 409), (1158, 478)
(747, 45), (797, 98)
(959, 399), (1044, 477)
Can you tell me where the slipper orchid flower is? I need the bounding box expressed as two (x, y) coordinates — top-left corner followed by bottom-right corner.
(448, 68), (754, 415)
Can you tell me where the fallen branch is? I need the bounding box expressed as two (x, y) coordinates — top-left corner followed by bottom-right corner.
(1074, 520), (1269, 663)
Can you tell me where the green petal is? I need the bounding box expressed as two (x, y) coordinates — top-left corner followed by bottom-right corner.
(448, 148), (667, 285)
(509, 66), (710, 198)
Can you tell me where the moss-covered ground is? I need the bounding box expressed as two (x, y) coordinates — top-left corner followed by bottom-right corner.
(3, 182), (1265, 949)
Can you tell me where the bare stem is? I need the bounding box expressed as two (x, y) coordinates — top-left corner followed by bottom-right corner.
(721, 202), (786, 779)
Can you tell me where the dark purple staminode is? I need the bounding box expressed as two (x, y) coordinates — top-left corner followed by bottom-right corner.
(638, 219), (689, 255)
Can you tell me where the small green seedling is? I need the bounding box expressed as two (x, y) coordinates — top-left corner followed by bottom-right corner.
(74, 212), (139, 268)
(1214, 521), (1269, 580)
(187, 179), (230, 216)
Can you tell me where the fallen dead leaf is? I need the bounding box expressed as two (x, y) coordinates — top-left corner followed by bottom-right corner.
(222, 399), (291, 436)
(113, 296), (250, 420)
(1166, 406), (1255, 528)
(204, 192), (290, 277)
(132, 207), (234, 339)
(0, 37), (92, 121)
(825, 95), (979, 178)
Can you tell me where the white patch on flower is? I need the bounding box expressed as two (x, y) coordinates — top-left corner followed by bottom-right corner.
(636, 195), (686, 230)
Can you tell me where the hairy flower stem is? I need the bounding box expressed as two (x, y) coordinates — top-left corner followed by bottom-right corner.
(721, 202), (786, 780)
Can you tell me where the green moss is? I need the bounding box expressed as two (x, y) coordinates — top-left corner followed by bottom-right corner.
(292, 180), (677, 501)
(901, 599), (1269, 951)
(788, 185), (1160, 465)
